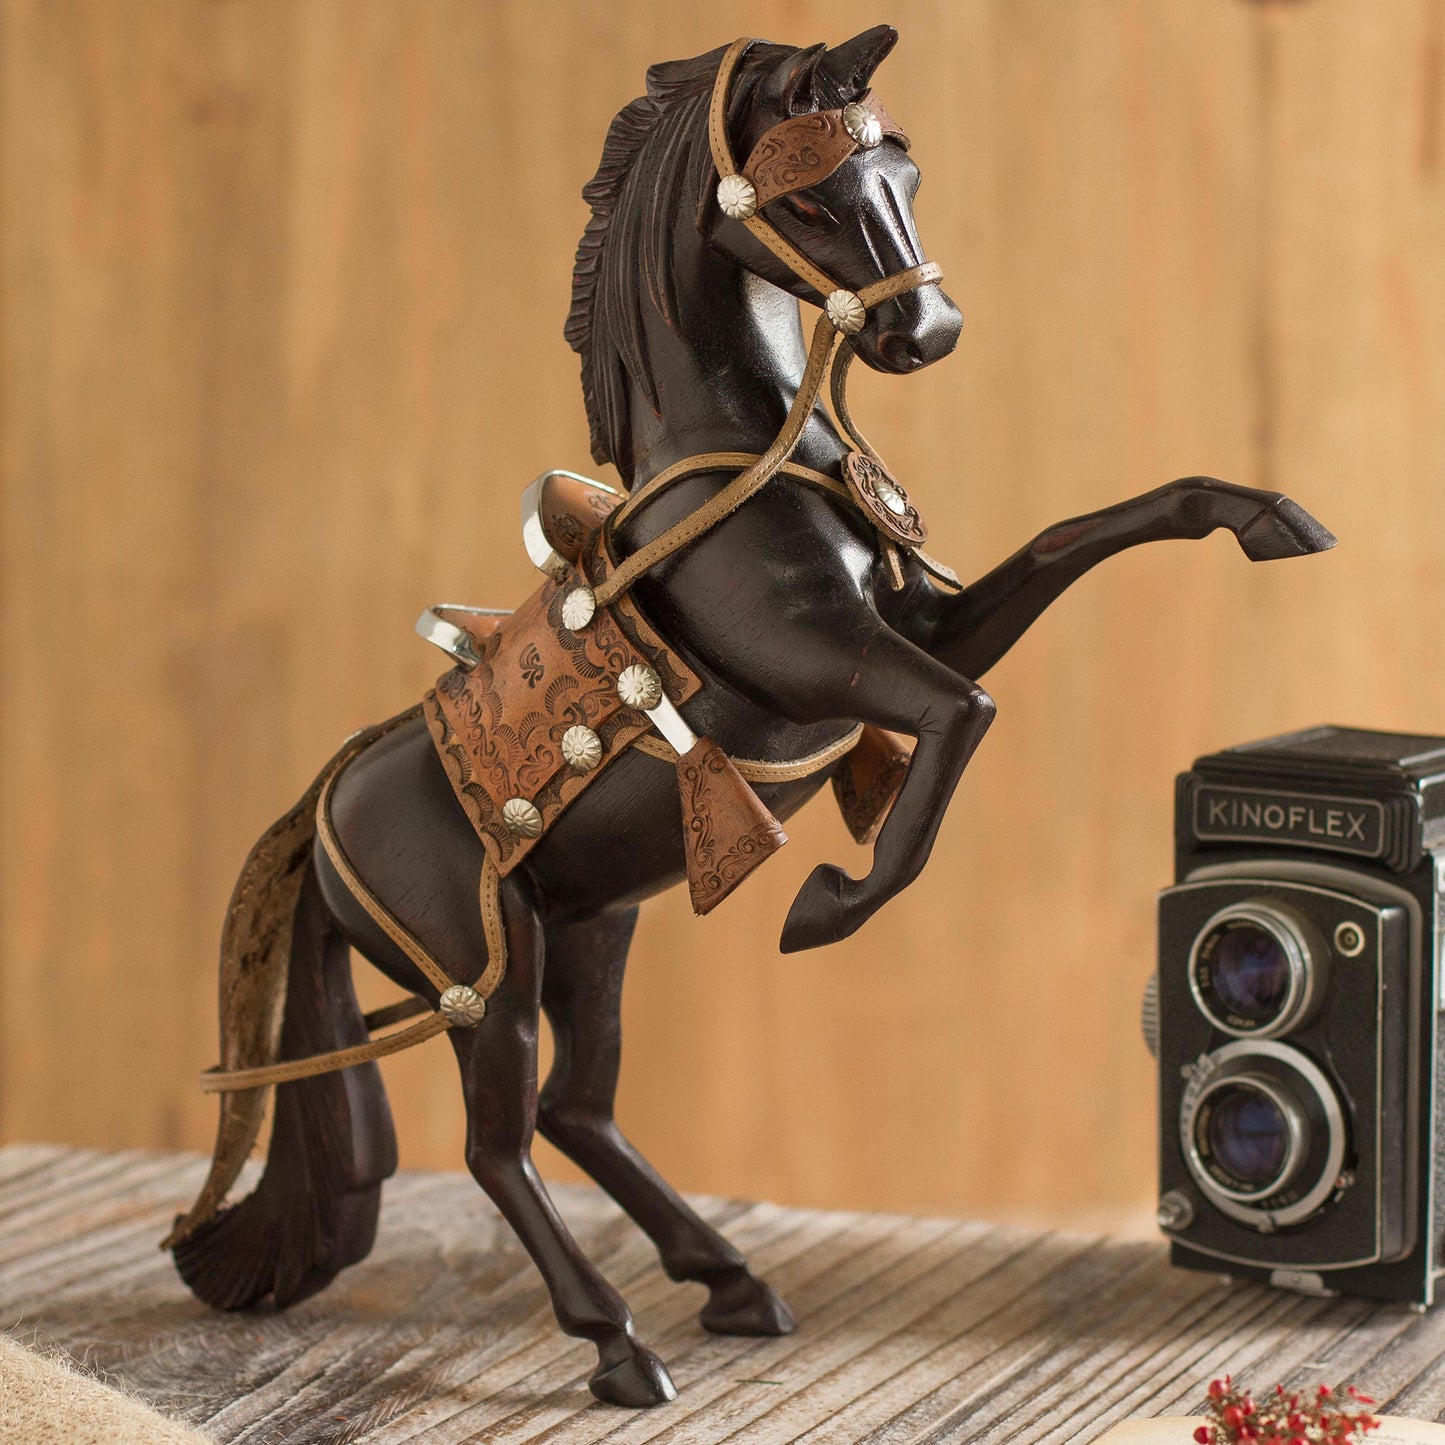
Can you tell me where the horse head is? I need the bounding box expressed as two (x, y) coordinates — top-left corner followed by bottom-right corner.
(705, 27), (963, 375)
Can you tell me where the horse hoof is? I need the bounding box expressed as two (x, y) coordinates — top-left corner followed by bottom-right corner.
(702, 1272), (796, 1336)
(589, 1345), (677, 1408)
(1237, 497), (1338, 561)
(780, 863), (859, 953)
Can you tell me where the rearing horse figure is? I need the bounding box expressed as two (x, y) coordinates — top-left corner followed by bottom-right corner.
(169, 30), (1333, 1408)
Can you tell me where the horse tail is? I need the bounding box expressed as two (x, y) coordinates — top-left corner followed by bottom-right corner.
(165, 719), (407, 1310)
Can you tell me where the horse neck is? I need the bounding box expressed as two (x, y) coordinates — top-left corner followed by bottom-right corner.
(624, 241), (843, 487)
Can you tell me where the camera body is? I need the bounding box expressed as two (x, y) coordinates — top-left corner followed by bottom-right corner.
(1152, 725), (1445, 1304)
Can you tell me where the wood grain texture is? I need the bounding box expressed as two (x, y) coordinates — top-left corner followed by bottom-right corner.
(3, 1145), (1445, 1443)
(2, 1), (1444, 1230)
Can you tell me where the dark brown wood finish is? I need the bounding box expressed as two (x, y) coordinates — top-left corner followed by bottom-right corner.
(170, 29), (1335, 1406)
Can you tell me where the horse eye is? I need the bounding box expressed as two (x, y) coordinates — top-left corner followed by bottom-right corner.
(778, 191), (841, 230)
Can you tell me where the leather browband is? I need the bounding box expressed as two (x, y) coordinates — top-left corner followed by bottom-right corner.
(742, 92), (908, 210)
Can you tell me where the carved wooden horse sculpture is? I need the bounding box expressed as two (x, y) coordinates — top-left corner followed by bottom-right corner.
(169, 31), (1334, 1407)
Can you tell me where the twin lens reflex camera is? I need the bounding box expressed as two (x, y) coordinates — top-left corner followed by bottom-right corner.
(1147, 725), (1445, 1305)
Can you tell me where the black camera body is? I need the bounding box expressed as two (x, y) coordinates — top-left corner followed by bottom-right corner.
(1152, 725), (1445, 1304)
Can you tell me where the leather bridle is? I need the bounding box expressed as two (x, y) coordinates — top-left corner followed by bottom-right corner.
(591, 37), (943, 608)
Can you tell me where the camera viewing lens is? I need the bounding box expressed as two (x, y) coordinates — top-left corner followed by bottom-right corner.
(1212, 926), (1291, 1023)
(1206, 1082), (1291, 1189)
(1188, 902), (1318, 1038)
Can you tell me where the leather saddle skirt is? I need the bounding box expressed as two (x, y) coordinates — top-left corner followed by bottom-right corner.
(423, 556), (703, 879)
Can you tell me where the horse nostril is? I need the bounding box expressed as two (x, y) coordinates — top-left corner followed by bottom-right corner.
(877, 330), (923, 372)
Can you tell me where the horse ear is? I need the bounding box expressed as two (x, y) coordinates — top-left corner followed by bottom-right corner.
(816, 25), (898, 106)
(762, 42), (827, 116)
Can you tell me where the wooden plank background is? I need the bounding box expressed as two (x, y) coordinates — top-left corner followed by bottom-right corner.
(1, 0), (1443, 1232)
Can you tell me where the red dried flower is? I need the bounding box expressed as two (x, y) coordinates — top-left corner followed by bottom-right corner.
(1198, 1377), (1380, 1445)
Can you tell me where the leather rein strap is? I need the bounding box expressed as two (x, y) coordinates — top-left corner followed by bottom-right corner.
(591, 37), (942, 610)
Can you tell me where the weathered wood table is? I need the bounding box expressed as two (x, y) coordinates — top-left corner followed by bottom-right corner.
(2, 1145), (1444, 1443)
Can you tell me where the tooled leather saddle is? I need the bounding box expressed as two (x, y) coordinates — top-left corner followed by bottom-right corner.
(418, 468), (912, 914)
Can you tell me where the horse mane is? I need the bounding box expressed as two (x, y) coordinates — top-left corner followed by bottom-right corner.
(565, 43), (783, 482)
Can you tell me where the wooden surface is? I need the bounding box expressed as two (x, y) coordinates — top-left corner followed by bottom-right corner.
(5, 1146), (1445, 1445)
(3, 2), (1445, 1229)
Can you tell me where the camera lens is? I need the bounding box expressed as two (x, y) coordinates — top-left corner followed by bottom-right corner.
(1212, 926), (1291, 1023)
(1180, 1040), (1347, 1228)
(1205, 1081), (1292, 1190)
(1189, 903), (1319, 1037)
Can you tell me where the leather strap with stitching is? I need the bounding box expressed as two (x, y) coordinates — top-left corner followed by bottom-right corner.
(709, 37), (840, 301)
(631, 722), (864, 781)
(592, 260), (939, 610)
(200, 755), (511, 1094)
(592, 306), (840, 607)
(612, 453), (847, 530)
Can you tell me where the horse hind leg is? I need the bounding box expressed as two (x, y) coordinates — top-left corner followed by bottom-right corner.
(451, 880), (676, 1407)
(173, 866), (398, 1310)
(537, 909), (794, 1337)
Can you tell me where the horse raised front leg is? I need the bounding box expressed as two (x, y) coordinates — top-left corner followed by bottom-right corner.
(537, 907), (794, 1336)
(779, 625), (994, 953)
(919, 476), (1336, 681)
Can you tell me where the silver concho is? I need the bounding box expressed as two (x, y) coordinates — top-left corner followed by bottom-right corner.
(826, 289), (866, 335)
(716, 173), (758, 221)
(561, 724), (602, 773)
(873, 477), (908, 516)
(842, 101), (882, 149)
(561, 585), (596, 632)
(616, 664), (663, 711)
(501, 796), (544, 838)
(440, 984), (486, 1027)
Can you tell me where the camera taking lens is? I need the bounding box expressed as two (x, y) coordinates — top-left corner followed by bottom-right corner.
(1180, 1040), (1346, 1229)
(1209, 1083), (1290, 1182)
(1194, 1076), (1302, 1199)
(1189, 902), (1321, 1038)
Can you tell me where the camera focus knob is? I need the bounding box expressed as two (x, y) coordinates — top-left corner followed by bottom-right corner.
(1141, 973), (1160, 1058)
(1157, 1189), (1194, 1232)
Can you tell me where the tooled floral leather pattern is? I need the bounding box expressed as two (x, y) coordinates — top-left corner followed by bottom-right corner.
(677, 739), (788, 915)
(425, 563), (699, 875)
(743, 94), (910, 209)
(831, 724), (913, 846)
(842, 450), (929, 547)
(747, 112), (857, 208)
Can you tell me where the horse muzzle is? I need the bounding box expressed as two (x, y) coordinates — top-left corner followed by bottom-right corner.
(852, 283), (962, 374)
